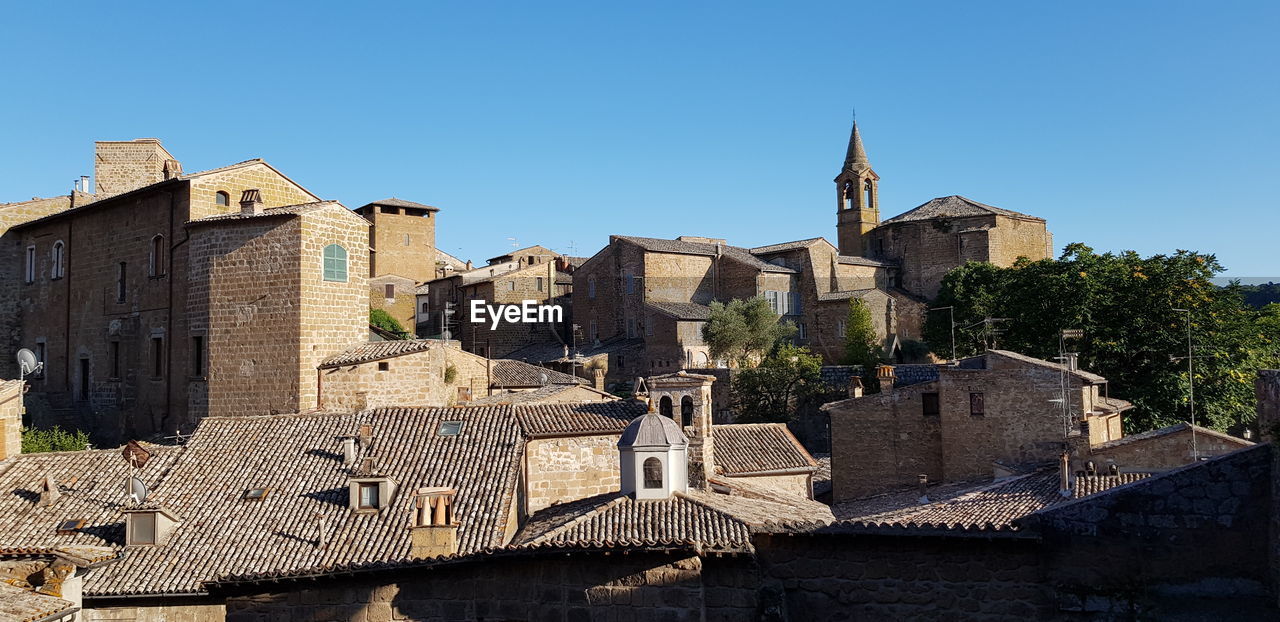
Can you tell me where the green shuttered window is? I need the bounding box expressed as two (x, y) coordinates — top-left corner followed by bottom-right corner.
(323, 244), (348, 282)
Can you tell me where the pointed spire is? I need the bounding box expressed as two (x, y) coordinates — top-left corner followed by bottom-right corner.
(843, 121), (872, 173)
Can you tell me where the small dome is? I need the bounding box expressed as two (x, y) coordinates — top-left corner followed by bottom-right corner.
(618, 413), (687, 449)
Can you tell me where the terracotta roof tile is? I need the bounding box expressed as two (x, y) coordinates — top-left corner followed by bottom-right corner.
(614, 236), (797, 274)
(748, 238), (825, 254)
(881, 195), (1043, 225)
(319, 340), (438, 368)
(360, 197), (439, 212)
(185, 200), (341, 224)
(712, 424), (818, 476)
(491, 359), (585, 387)
(0, 582), (77, 622)
(514, 401), (647, 438)
(646, 301), (713, 321)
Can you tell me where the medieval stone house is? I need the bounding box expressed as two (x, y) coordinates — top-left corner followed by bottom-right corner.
(355, 197), (442, 335)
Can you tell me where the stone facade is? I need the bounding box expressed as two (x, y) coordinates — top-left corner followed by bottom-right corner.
(356, 199), (439, 332)
(92, 139), (179, 196)
(827, 351), (1131, 501)
(5, 151), (322, 441)
(428, 257), (569, 357)
(0, 380), (22, 460)
(319, 343), (493, 410)
(526, 434), (622, 513)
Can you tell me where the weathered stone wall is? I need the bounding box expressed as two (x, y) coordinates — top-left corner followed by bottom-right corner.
(369, 274), (418, 334)
(320, 348), (449, 412)
(296, 208), (370, 411)
(0, 380), (23, 459)
(362, 205), (437, 284)
(186, 164), (319, 221)
(443, 346), (492, 403)
(754, 533), (1050, 621)
(1089, 427), (1253, 472)
(83, 602), (226, 622)
(224, 553), (758, 622)
(526, 434), (621, 512)
(1028, 444), (1274, 618)
(828, 383), (944, 501)
(724, 472), (811, 498)
(93, 139), (176, 195)
(1256, 369), (1280, 610)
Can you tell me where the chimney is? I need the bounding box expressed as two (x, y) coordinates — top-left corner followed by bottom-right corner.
(37, 475), (61, 507)
(1058, 452), (1072, 497)
(410, 488), (459, 558)
(916, 474), (929, 504)
(314, 512), (328, 550)
(341, 436), (358, 466)
(1065, 353), (1079, 371)
(593, 368), (605, 391)
(239, 189), (264, 215)
(847, 375), (864, 399)
(876, 365), (896, 392)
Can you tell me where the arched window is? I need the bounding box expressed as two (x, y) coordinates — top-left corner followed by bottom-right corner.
(643, 457), (663, 489)
(864, 179), (874, 209)
(659, 395), (673, 418)
(588, 275), (596, 299)
(323, 244), (348, 282)
(681, 396), (694, 427)
(149, 235), (165, 277)
(51, 241), (65, 279)
(215, 191), (230, 207)
(844, 180), (855, 210)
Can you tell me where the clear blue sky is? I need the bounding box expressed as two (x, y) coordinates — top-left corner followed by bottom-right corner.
(2, 2), (1276, 276)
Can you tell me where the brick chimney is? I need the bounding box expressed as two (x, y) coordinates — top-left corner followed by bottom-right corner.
(847, 375), (864, 399)
(593, 368), (605, 391)
(1058, 451), (1072, 497)
(876, 365), (896, 392)
(410, 488), (459, 558)
(239, 189), (264, 216)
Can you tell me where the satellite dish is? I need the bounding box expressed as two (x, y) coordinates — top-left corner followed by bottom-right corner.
(128, 477), (148, 504)
(539, 373), (549, 386)
(16, 348), (41, 376)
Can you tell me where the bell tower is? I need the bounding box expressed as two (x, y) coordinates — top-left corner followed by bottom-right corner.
(835, 121), (880, 257)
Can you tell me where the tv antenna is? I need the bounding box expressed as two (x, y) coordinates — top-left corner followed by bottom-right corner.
(507, 236), (519, 250)
(16, 348), (43, 382)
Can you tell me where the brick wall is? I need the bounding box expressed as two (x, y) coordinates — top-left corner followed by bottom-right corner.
(93, 139), (176, 196)
(186, 164), (319, 221)
(320, 348), (450, 412)
(526, 434), (621, 512)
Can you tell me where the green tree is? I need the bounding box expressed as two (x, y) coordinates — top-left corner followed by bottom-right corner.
(21, 426), (91, 453)
(369, 308), (409, 339)
(730, 344), (823, 422)
(924, 244), (1280, 434)
(842, 298), (884, 367)
(702, 298), (796, 368)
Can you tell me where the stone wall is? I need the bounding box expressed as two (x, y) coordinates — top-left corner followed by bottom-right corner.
(724, 472), (811, 498)
(525, 434), (621, 513)
(223, 552), (758, 622)
(1257, 369), (1280, 610)
(362, 205), (437, 284)
(186, 164), (319, 221)
(320, 348), (450, 412)
(83, 602), (226, 622)
(1089, 427), (1253, 472)
(0, 380), (22, 459)
(443, 346), (492, 403)
(93, 139), (176, 196)
(369, 274), (418, 335)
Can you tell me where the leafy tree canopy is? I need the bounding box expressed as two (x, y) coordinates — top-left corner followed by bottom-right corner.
(843, 298), (884, 367)
(369, 308), (409, 340)
(702, 297), (795, 368)
(22, 426), (90, 453)
(924, 244), (1280, 434)
(731, 344), (823, 423)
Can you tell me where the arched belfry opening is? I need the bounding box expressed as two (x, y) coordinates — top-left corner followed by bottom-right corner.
(680, 396), (694, 427)
(659, 396), (673, 419)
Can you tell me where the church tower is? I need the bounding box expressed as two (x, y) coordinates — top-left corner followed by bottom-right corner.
(835, 121), (880, 256)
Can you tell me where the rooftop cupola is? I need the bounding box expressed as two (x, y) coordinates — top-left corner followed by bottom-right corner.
(618, 413), (688, 500)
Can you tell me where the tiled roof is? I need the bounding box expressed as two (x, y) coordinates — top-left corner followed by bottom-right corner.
(1091, 422), (1250, 452)
(0, 582), (77, 622)
(881, 195), (1043, 225)
(836, 471), (1150, 530)
(186, 200), (341, 224)
(0, 408), (524, 596)
(505, 337), (644, 365)
(513, 493), (753, 552)
(837, 255), (896, 267)
(1095, 396), (1134, 413)
(619, 413), (687, 448)
(514, 401), (647, 438)
(748, 238), (825, 255)
(319, 339), (438, 368)
(491, 359), (586, 387)
(414, 283), (431, 295)
(462, 385), (615, 406)
(816, 288), (879, 302)
(984, 349), (1109, 384)
(614, 236), (797, 274)
(362, 197), (439, 212)
(646, 301), (713, 321)
(712, 424), (818, 476)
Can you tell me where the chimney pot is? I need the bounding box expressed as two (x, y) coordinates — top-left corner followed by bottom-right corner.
(239, 189), (264, 215)
(341, 437), (357, 466)
(876, 365), (896, 391)
(1059, 452), (1072, 497)
(916, 474), (929, 504)
(848, 376), (864, 399)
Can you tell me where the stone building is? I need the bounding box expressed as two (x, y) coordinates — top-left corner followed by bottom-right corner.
(570, 235), (927, 381)
(423, 247), (573, 357)
(835, 122), (1054, 300)
(825, 350), (1252, 502)
(2, 139), (330, 440)
(354, 198), (441, 334)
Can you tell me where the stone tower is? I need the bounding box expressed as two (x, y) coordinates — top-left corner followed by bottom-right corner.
(94, 138), (182, 196)
(646, 371), (716, 488)
(834, 121), (880, 257)
(355, 198), (439, 284)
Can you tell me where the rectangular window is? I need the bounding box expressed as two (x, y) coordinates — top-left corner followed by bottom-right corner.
(536, 277), (544, 292)
(78, 358), (90, 401)
(24, 246), (35, 283)
(384, 283), (395, 299)
(764, 290), (778, 314)
(34, 341), (46, 379)
(421, 302), (429, 313)
(588, 277), (596, 299)
(116, 262), (127, 302)
(625, 274), (635, 294)
(129, 512), (156, 545)
(922, 392), (941, 417)
(151, 337), (163, 378)
(358, 483), (379, 509)
(109, 341), (120, 379)
(970, 392), (985, 417)
(149, 236), (165, 277)
(796, 322), (807, 340)
(191, 336), (205, 377)
(788, 292), (800, 315)
(404, 233), (411, 246)
(508, 281), (515, 291)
